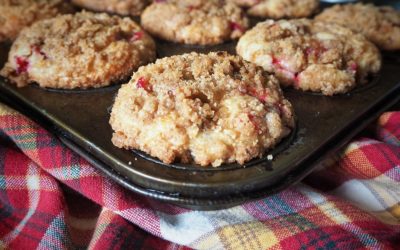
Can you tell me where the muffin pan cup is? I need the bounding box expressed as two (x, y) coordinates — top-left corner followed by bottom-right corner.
(1, 24), (399, 210)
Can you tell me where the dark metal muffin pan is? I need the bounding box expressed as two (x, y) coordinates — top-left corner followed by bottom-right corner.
(1, 5), (400, 209)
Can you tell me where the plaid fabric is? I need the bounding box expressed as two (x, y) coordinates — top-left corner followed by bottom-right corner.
(0, 102), (399, 249)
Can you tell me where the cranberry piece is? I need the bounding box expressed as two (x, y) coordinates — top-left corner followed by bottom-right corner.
(136, 77), (152, 91)
(272, 57), (280, 65)
(272, 56), (299, 84)
(248, 87), (268, 103)
(247, 114), (259, 131)
(275, 102), (285, 115)
(229, 22), (245, 33)
(258, 91), (268, 102)
(294, 73), (300, 88)
(130, 31), (144, 42)
(15, 56), (29, 74)
(305, 47), (314, 56)
(247, 87), (257, 96)
(187, 5), (198, 11)
(349, 62), (358, 73)
(31, 45), (47, 59)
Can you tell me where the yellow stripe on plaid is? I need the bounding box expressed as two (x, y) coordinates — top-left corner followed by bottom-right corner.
(378, 112), (392, 127)
(0, 102), (17, 116)
(0, 103), (42, 166)
(389, 203), (400, 220)
(192, 230), (225, 249)
(371, 203), (400, 225)
(329, 166), (400, 224)
(316, 199), (350, 225)
(209, 222), (278, 250)
(363, 179), (400, 210)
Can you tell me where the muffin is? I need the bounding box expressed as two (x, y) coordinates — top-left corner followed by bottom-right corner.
(0, 11), (156, 89)
(110, 52), (295, 167)
(237, 19), (381, 95)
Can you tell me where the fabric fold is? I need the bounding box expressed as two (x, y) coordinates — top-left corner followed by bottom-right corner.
(0, 102), (399, 249)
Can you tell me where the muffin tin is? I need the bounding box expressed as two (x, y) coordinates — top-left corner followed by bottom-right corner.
(0, 3), (399, 210)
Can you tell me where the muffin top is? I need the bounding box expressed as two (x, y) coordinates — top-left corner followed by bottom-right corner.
(0, 0), (73, 42)
(141, 0), (249, 45)
(316, 3), (400, 50)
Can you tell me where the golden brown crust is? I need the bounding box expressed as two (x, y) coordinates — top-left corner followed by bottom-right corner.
(229, 0), (319, 18)
(141, 0), (249, 45)
(71, 0), (151, 16)
(110, 52), (294, 167)
(237, 19), (382, 95)
(0, 11), (156, 89)
(316, 3), (400, 51)
(0, 0), (73, 42)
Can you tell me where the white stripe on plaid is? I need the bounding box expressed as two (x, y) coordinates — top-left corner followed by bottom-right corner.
(157, 206), (256, 247)
(1, 164), (41, 245)
(331, 166), (400, 212)
(299, 185), (382, 248)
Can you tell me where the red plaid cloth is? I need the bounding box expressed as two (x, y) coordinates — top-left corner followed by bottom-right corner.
(0, 102), (399, 249)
